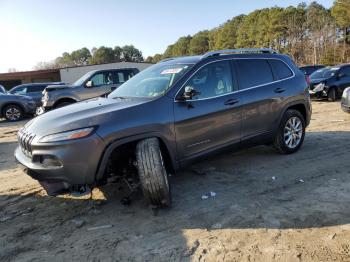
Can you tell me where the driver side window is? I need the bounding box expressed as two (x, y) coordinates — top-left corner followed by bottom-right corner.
(89, 73), (105, 87)
(14, 87), (27, 95)
(184, 61), (234, 100)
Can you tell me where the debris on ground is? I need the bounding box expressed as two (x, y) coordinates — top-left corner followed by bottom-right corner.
(71, 219), (85, 228)
(299, 179), (305, 183)
(87, 225), (113, 231)
(201, 191), (217, 200)
(272, 176), (276, 181)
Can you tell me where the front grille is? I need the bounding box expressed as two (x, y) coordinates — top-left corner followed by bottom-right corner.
(18, 129), (36, 157)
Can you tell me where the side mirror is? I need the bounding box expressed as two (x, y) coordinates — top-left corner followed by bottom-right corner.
(337, 73), (345, 79)
(86, 80), (93, 88)
(182, 86), (200, 100)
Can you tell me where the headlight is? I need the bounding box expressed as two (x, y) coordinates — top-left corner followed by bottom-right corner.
(39, 127), (96, 143)
(313, 83), (325, 92)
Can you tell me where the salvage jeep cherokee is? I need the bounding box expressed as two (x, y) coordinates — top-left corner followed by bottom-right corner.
(15, 48), (311, 208)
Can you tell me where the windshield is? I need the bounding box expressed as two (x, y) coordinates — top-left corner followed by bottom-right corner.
(108, 63), (193, 98)
(310, 67), (339, 80)
(72, 71), (95, 86)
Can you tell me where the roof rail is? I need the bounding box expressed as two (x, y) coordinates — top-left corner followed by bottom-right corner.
(202, 48), (278, 59)
(158, 57), (176, 63)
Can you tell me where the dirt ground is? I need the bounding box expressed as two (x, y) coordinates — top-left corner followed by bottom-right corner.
(1, 101), (350, 262)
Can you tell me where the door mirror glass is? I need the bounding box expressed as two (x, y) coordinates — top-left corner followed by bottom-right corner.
(85, 80), (93, 88)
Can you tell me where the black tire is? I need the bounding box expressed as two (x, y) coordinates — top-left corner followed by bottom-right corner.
(54, 101), (73, 109)
(136, 138), (171, 208)
(328, 88), (336, 102)
(273, 109), (305, 154)
(3, 104), (23, 121)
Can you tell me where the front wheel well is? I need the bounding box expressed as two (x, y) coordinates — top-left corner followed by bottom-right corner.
(286, 104), (306, 122)
(102, 137), (174, 181)
(53, 98), (77, 108)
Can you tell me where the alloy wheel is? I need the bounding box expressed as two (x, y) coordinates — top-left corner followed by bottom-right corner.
(284, 116), (303, 149)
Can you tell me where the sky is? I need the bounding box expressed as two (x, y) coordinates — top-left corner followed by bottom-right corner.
(0, 0), (333, 73)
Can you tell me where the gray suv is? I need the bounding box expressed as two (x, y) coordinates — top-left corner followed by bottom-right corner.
(37, 68), (139, 114)
(15, 49), (311, 208)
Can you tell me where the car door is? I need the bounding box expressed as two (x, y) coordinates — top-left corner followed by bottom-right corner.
(174, 60), (243, 160)
(26, 85), (46, 106)
(234, 59), (291, 139)
(80, 71), (116, 100)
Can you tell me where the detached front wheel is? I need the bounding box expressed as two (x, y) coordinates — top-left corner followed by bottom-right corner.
(274, 109), (305, 154)
(136, 138), (171, 208)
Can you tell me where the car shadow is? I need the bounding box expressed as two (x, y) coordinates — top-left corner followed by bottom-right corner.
(0, 130), (350, 260)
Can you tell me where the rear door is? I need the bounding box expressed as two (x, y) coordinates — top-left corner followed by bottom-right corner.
(26, 85), (46, 105)
(80, 71), (114, 100)
(174, 60), (243, 160)
(234, 58), (293, 139)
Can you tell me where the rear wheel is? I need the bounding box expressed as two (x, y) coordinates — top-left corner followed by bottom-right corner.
(274, 109), (305, 154)
(3, 104), (23, 121)
(136, 138), (171, 208)
(328, 88), (336, 102)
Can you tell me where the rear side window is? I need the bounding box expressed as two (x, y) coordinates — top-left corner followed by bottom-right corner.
(269, 60), (293, 80)
(235, 59), (273, 90)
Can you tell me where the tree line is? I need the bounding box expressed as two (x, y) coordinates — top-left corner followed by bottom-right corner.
(34, 45), (144, 70)
(146, 0), (350, 66)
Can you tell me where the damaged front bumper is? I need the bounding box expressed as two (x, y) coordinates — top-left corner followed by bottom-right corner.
(14, 133), (106, 195)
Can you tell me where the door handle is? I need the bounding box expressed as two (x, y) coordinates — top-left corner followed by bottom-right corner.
(224, 98), (239, 106)
(274, 88), (286, 93)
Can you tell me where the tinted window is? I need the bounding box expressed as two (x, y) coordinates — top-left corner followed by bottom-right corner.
(90, 72), (111, 86)
(184, 60), (234, 100)
(12, 86), (27, 95)
(113, 70), (135, 84)
(27, 85), (46, 93)
(269, 60), (293, 80)
(235, 59), (273, 90)
(340, 66), (350, 76)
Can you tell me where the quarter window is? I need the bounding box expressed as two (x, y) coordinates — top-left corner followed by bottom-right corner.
(235, 59), (273, 90)
(269, 60), (293, 80)
(340, 66), (350, 76)
(28, 85), (46, 93)
(183, 60), (234, 100)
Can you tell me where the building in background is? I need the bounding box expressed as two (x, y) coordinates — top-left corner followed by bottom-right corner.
(0, 62), (153, 90)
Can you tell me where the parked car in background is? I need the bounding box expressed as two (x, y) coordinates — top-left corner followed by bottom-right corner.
(9, 82), (65, 107)
(0, 92), (36, 121)
(299, 65), (325, 76)
(15, 48), (311, 208)
(308, 64), (350, 101)
(37, 68), (139, 115)
(341, 87), (350, 113)
(0, 85), (6, 94)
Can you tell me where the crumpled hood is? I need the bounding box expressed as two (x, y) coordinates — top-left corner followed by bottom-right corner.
(44, 84), (73, 92)
(23, 97), (149, 137)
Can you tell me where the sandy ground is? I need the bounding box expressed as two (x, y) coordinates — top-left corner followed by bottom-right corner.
(1, 101), (350, 262)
